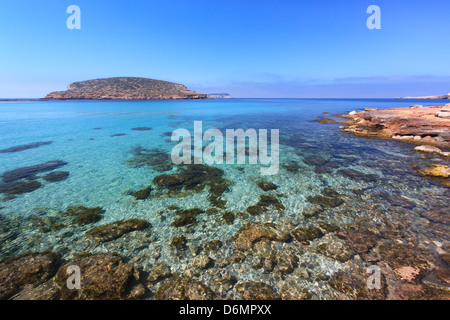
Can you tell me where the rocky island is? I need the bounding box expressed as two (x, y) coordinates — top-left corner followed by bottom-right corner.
(44, 77), (207, 100)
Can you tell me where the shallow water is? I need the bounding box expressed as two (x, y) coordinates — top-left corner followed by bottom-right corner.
(0, 98), (449, 299)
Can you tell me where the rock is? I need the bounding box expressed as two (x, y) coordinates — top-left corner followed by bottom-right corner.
(154, 276), (215, 300)
(132, 186), (153, 200)
(436, 112), (450, 119)
(222, 211), (235, 224)
(0, 141), (53, 154)
(418, 164), (450, 178)
(414, 145), (443, 154)
(311, 237), (355, 263)
(127, 147), (173, 172)
(192, 254), (212, 269)
(329, 268), (388, 300)
(410, 105), (423, 109)
(336, 226), (378, 258)
(291, 227), (324, 244)
(232, 222), (290, 251)
(147, 263), (172, 284)
(235, 282), (279, 300)
(131, 127), (152, 131)
(204, 240), (223, 253)
(0, 252), (59, 300)
(11, 279), (60, 300)
(171, 208), (204, 227)
(65, 206), (104, 225)
(56, 253), (143, 300)
(307, 195), (343, 208)
(43, 171), (70, 182)
(280, 283), (312, 300)
(273, 249), (299, 274)
(246, 195), (285, 215)
(85, 218), (150, 242)
(302, 205), (323, 218)
(339, 105), (450, 148)
(378, 242), (430, 283)
(170, 236), (187, 249)
(257, 181), (278, 191)
(337, 169), (377, 183)
(1, 160), (67, 183)
(0, 180), (42, 195)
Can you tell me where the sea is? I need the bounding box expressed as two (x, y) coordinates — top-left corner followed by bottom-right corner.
(0, 98), (449, 299)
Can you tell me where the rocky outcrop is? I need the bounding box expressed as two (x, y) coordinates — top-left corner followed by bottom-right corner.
(339, 105), (450, 148)
(45, 77), (207, 100)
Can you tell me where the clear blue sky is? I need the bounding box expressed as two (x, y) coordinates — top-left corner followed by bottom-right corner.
(0, 0), (449, 98)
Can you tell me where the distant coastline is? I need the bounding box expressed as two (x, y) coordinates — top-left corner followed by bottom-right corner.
(396, 93), (449, 100)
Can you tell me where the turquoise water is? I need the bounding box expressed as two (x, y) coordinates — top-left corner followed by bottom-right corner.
(1, 98), (449, 299)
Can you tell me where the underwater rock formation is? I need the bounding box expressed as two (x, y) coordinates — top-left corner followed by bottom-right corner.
(56, 253), (144, 300)
(85, 219), (150, 242)
(0, 252), (59, 300)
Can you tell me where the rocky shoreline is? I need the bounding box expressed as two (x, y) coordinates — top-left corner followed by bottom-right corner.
(337, 104), (450, 188)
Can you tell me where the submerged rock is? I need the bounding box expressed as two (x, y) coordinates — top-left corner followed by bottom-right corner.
(232, 222), (290, 251)
(155, 276), (215, 300)
(329, 268), (388, 300)
(222, 211), (235, 224)
(378, 242), (430, 283)
(0, 180), (42, 195)
(257, 181), (278, 191)
(235, 281), (279, 300)
(291, 227), (324, 244)
(170, 236), (187, 249)
(132, 186), (153, 200)
(0, 252), (59, 300)
(147, 263), (172, 284)
(337, 169), (377, 183)
(307, 195), (343, 208)
(246, 195), (285, 215)
(127, 146), (173, 172)
(171, 208), (204, 227)
(0, 141), (53, 154)
(85, 218), (150, 242)
(43, 171), (70, 182)
(65, 206), (104, 225)
(154, 164), (231, 207)
(56, 253), (143, 300)
(1, 160), (67, 183)
(131, 127), (152, 131)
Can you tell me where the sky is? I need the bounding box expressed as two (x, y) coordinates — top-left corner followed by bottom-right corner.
(0, 0), (449, 98)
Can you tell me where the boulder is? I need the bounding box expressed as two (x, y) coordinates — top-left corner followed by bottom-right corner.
(56, 253), (143, 300)
(154, 276), (215, 300)
(0, 252), (59, 299)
